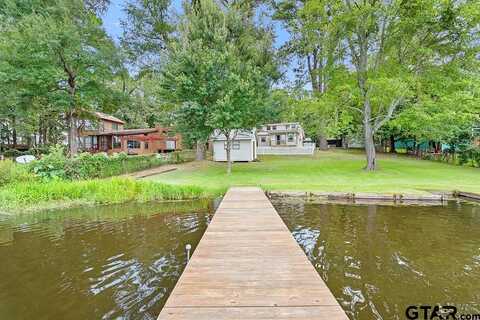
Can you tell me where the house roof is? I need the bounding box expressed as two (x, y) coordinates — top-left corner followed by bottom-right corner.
(96, 128), (158, 136)
(211, 129), (256, 141)
(95, 112), (125, 124)
(263, 122), (300, 126)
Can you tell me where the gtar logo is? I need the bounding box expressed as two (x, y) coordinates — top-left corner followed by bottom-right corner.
(406, 305), (457, 320)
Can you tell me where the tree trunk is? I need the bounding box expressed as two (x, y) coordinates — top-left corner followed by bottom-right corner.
(195, 140), (205, 161)
(12, 128), (17, 148)
(390, 135), (396, 153)
(318, 135), (328, 150)
(341, 136), (348, 149)
(364, 123), (376, 171)
(225, 137), (232, 175)
(60, 51), (78, 157)
(12, 116), (17, 148)
(67, 112), (78, 156)
(363, 100), (376, 171)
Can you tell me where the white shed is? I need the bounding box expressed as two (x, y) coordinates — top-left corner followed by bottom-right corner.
(211, 130), (257, 162)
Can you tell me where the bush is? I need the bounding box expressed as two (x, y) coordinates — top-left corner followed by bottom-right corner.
(458, 144), (480, 167)
(28, 145), (197, 181)
(28, 145), (51, 157)
(30, 145), (68, 180)
(2, 149), (29, 158)
(0, 160), (36, 187)
(67, 152), (111, 179)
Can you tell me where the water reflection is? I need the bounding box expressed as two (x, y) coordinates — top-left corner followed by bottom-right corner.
(274, 200), (480, 320)
(0, 200), (214, 320)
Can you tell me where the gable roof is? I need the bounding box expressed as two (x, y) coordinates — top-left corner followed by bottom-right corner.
(95, 112), (125, 124)
(96, 128), (158, 136)
(211, 129), (256, 141)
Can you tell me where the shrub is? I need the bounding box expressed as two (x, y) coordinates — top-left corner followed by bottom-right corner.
(30, 145), (68, 180)
(0, 160), (36, 186)
(458, 144), (480, 167)
(27, 145), (196, 181)
(2, 149), (29, 158)
(67, 152), (110, 179)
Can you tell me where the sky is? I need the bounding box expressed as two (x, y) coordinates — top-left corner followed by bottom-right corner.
(101, 0), (296, 85)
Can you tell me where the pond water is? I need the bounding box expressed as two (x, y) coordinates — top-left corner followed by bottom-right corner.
(273, 199), (480, 320)
(2, 199), (480, 320)
(0, 200), (216, 320)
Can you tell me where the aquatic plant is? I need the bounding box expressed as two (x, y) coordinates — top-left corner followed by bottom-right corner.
(0, 177), (222, 213)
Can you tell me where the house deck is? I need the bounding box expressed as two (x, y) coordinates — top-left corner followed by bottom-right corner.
(157, 187), (348, 320)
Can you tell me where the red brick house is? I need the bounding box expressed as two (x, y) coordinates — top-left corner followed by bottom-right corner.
(78, 112), (182, 155)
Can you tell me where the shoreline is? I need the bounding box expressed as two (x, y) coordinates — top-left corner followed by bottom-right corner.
(267, 190), (480, 204)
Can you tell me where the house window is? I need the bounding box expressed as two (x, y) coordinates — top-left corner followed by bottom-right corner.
(261, 137), (266, 143)
(288, 133), (294, 142)
(267, 126), (271, 130)
(127, 140), (141, 149)
(112, 136), (121, 148)
(112, 123), (119, 130)
(224, 141), (241, 150)
(272, 126), (277, 130)
(144, 141), (149, 149)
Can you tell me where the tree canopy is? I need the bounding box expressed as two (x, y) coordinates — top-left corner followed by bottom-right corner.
(0, 0), (479, 172)
(159, 0), (273, 173)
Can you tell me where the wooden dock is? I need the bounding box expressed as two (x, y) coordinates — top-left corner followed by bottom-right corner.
(158, 187), (348, 320)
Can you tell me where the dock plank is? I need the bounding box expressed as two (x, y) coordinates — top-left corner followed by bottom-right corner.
(157, 187), (348, 320)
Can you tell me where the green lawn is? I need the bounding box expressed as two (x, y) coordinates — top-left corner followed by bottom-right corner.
(146, 150), (480, 194)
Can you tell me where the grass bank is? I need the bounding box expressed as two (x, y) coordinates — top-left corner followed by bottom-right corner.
(146, 150), (480, 194)
(0, 177), (224, 214)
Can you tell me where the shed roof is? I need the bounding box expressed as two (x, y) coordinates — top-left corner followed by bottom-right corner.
(211, 129), (256, 141)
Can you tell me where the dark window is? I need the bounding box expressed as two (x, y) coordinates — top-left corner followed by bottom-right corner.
(144, 142), (149, 149)
(267, 126), (271, 130)
(272, 126), (277, 130)
(112, 136), (121, 148)
(261, 137), (266, 143)
(288, 134), (294, 142)
(127, 140), (141, 149)
(112, 123), (119, 130)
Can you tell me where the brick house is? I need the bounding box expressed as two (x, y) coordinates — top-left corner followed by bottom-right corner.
(78, 112), (182, 155)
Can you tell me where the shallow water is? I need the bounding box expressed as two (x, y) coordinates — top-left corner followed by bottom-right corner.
(0, 200), (216, 320)
(273, 200), (480, 320)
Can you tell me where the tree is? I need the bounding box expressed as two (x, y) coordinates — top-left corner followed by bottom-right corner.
(273, 0), (347, 148)
(120, 0), (173, 71)
(159, 0), (272, 173)
(337, 0), (479, 170)
(391, 64), (480, 156)
(273, 0), (344, 94)
(0, 0), (122, 155)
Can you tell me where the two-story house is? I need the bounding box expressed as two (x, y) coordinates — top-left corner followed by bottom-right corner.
(256, 123), (305, 147)
(78, 112), (182, 155)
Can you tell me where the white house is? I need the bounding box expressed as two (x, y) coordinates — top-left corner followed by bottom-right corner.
(256, 122), (314, 155)
(211, 130), (257, 162)
(256, 122), (305, 147)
